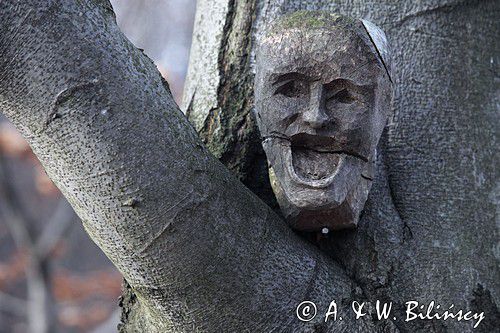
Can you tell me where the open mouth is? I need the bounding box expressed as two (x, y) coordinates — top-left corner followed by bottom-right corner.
(263, 132), (367, 189)
(289, 133), (344, 183)
(291, 146), (342, 180)
(277, 133), (368, 188)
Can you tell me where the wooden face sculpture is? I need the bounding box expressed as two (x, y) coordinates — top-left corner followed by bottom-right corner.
(255, 12), (392, 232)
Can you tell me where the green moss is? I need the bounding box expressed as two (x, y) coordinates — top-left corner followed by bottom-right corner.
(270, 10), (357, 34)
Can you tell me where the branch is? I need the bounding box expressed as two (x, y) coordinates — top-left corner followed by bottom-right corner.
(90, 309), (120, 333)
(0, 153), (58, 332)
(35, 199), (75, 259)
(0, 290), (27, 317)
(0, 153), (33, 247)
(0, 1), (364, 331)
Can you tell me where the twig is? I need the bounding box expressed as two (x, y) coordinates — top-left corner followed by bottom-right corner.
(35, 199), (76, 259)
(0, 289), (27, 317)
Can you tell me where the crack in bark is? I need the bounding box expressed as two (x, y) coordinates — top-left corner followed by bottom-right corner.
(394, 0), (484, 27)
(184, 87), (196, 120)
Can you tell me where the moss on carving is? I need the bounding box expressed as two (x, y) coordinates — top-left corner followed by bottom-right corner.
(270, 10), (357, 34)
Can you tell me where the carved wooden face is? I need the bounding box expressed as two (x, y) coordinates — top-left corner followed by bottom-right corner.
(255, 14), (392, 231)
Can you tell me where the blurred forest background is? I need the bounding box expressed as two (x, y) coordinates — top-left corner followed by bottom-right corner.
(0, 1), (196, 332)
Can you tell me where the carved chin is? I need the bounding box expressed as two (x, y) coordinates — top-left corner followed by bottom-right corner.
(264, 139), (373, 231)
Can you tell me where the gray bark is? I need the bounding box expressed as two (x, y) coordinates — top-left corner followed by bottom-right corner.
(183, 0), (500, 332)
(0, 0), (498, 332)
(0, 1), (373, 332)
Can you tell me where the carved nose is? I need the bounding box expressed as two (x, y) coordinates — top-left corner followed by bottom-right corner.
(303, 83), (328, 129)
(303, 109), (328, 129)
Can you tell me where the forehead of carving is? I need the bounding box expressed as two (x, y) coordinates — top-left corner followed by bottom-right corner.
(268, 11), (357, 34)
(258, 34), (381, 87)
(258, 13), (382, 85)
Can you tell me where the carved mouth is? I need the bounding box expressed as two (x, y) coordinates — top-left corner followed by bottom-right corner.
(283, 133), (368, 188)
(262, 133), (367, 189)
(285, 134), (344, 187)
(291, 146), (342, 181)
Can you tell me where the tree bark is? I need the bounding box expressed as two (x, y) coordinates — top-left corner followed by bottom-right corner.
(1, 0), (498, 332)
(183, 0), (500, 332)
(0, 1), (377, 332)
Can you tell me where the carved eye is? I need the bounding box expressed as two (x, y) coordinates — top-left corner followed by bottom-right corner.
(329, 88), (356, 104)
(274, 80), (309, 98)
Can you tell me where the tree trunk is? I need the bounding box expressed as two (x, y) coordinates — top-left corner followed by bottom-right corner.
(0, 0), (498, 332)
(182, 0), (500, 332)
(0, 1), (366, 332)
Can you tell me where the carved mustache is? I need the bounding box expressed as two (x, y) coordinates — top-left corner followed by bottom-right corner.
(262, 132), (369, 163)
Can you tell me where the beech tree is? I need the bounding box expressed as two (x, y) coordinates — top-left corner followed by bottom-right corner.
(0, 1), (498, 332)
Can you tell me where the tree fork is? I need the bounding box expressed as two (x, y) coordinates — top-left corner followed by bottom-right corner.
(0, 1), (375, 332)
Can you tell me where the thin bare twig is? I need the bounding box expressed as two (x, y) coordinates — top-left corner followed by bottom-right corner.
(0, 153), (33, 248)
(36, 199), (75, 259)
(0, 290), (27, 317)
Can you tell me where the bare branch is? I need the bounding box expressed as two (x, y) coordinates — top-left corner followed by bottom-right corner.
(90, 309), (120, 333)
(0, 290), (27, 317)
(0, 154), (33, 247)
(0, 1), (360, 331)
(35, 199), (75, 259)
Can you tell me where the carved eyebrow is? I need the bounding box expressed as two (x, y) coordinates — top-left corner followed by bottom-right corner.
(271, 72), (310, 86)
(324, 78), (367, 90)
